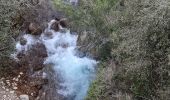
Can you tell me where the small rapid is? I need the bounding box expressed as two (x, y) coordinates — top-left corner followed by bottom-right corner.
(12, 19), (97, 100)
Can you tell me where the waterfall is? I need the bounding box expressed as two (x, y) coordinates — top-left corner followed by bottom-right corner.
(13, 19), (97, 100)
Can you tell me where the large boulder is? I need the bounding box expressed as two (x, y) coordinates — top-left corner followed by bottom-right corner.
(28, 23), (42, 35)
(59, 18), (68, 28)
(50, 21), (59, 31)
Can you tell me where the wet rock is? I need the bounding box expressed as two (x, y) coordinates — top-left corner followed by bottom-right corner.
(19, 94), (29, 100)
(51, 18), (68, 32)
(29, 58), (45, 71)
(28, 43), (47, 58)
(20, 37), (27, 45)
(59, 29), (67, 33)
(51, 21), (59, 31)
(28, 23), (42, 35)
(61, 43), (69, 48)
(55, 17), (60, 21)
(44, 32), (53, 39)
(59, 18), (68, 28)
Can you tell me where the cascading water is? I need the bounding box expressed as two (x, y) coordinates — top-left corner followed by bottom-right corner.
(13, 19), (97, 100)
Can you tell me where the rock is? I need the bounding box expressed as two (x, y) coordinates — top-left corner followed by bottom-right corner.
(55, 17), (60, 21)
(29, 71), (48, 86)
(79, 31), (87, 42)
(61, 43), (69, 48)
(42, 72), (47, 79)
(18, 75), (21, 78)
(31, 93), (34, 96)
(59, 29), (67, 33)
(50, 18), (68, 31)
(19, 72), (24, 75)
(31, 71), (45, 78)
(6, 80), (10, 82)
(13, 87), (18, 90)
(20, 37), (27, 45)
(2, 86), (5, 89)
(59, 18), (68, 28)
(3, 95), (7, 98)
(10, 91), (15, 94)
(77, 30), (100, 58)
(50, 21), (59, 32)
(44, 32), (53, 39)
(28, 23), (42, 35)
(19, 94), (29, 100)
(6, 89), (9, 91)
(30, 43), (47, 58)
(29, 78), (48, 87)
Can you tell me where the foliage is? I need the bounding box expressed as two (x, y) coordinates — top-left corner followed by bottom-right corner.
(0, 0), (20, 57)
(111, 0), (170, 99)
(49, 0), (170, 99)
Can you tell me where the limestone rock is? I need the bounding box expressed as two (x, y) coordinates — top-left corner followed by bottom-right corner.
(19, 94), (29, 100)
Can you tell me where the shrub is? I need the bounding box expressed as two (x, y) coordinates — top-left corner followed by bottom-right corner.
(53, 0), (170, 99)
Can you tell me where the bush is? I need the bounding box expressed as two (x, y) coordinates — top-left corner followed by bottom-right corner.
(52, 0), (170, 99)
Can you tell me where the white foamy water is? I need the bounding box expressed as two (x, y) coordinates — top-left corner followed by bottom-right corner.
(13, 20), (97, 100)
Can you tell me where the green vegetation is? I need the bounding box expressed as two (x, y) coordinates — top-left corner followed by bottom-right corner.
(53, 0), (170, 100)
(0, 0), (20, 56)
(0, 0), (21, 76)
(0, 0), (170, 99)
